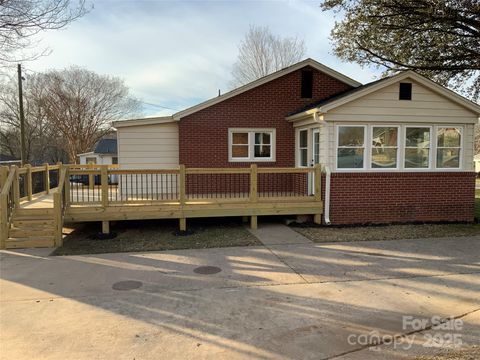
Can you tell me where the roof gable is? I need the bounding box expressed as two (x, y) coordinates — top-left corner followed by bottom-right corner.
(172, 58), (361, 120)
(287, 71), (480, 120)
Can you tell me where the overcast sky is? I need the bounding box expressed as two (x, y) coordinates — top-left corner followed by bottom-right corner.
(22, 0), (381, 117)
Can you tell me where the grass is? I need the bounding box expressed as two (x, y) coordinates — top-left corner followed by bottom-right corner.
(52, 218), (261, 256)
(294, 191), (480, 243)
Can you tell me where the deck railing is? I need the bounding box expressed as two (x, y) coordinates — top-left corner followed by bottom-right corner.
(65, 164), (321, 206)
(0, 167), (17, 247)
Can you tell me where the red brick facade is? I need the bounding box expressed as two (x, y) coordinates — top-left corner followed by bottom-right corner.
(326, 172), (476, 224)
(179, 66), (352, 167)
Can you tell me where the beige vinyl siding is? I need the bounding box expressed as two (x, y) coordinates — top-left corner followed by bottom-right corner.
(325, 80), (478, 124)
(463, 124), (475, 170)
(117, 123), (179, 169)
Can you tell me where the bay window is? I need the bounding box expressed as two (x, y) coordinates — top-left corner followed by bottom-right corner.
(334, 124), (463, 171)
(337, 126), (365, 169)
(229, 129), (275, 161)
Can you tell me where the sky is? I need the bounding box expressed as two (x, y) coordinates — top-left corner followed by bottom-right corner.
(20, 0), (381, 117)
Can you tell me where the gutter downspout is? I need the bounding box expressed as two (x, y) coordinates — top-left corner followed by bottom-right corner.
(324, 166), (332, 225)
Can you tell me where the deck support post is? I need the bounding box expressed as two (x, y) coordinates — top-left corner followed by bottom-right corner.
(179, 218), (186, 232)
(44, 163), (50, 194)
(250, 215), (257, 230)
(102, 221), (110, 234)
(26, 164), (32, 201)
(0, 194), (7, 249)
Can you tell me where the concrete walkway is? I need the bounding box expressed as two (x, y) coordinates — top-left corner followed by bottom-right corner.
(1, 235), (479, 360)
(248, 223), (313, 246)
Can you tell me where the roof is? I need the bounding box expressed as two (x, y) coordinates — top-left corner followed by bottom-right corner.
(113, 58), (362, 127)
(287, 70), (480, 121)
(94, 139), (117, 155)
(113, 116), (174, 128)
(0, 153), (19, 162)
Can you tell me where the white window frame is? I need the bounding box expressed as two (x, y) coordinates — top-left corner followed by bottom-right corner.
(370, 125), (400, 171)
(228, 128), (276, 162)
(335, 125), (367, 170)
(404, 125), (433, 170)
(298, 129), (309, 167)
(435, 126), (463, 170)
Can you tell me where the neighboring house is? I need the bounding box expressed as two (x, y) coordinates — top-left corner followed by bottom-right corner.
(113, 58), (480, 225)
(78, 138), (118, 166)
(0, 153), (21, 166)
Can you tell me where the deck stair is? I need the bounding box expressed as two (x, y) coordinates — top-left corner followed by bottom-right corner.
(6, 208), (56, 249)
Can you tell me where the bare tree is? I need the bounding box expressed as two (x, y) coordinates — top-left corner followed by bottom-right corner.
(0, 67), (140, 163)
(0, 0), (88, 63)
(231, 25), (306, 88)
(40, 67), (140, 162)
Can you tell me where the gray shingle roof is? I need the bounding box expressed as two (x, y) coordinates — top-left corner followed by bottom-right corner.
(94, 139), (117, 155)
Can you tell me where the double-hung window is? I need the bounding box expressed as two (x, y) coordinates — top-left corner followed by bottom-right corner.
(371, 126), (399, 168)
(298, 130), (308, 167)
(436, 127), (461, 168)
(229, 129), (275, 161)
(405, 127), (431, 168)
(337, 126), (365, 169)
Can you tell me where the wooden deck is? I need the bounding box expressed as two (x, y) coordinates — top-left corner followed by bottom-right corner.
(1, 164), (323, 249)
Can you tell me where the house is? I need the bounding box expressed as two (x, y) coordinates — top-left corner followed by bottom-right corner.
(78, 138), (118, 166)
(0, 153), (21, 166)
(113, 58), (480, 225)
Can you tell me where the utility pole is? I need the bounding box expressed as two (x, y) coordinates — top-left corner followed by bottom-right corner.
(17, 64), (26, 166)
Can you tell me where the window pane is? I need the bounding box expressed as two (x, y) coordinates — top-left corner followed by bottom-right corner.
(338, 127), (364, 146)
(255, 132), (271, 145)
(232, 132), (248, 145)
(405, 149), (429, 168)
(254, 145), (271, 158)
(232, 145), (248, 158)
(337, 148), (364, 168)
(372, 127), (397, 147)
(437, 148), (460, 168)
(437, 128), (461, 147)
(406, 128), (430, 147)
(372, 148), (397, 168)
(299, 130), (308, 148)
(300, 149), (308, 167)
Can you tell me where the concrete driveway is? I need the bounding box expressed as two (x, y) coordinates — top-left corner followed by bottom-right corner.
(1, 234), (479, 360)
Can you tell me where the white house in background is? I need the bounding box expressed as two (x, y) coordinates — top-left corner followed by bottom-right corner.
(474, 154), (480, 172)
(78, 139), (118, 166)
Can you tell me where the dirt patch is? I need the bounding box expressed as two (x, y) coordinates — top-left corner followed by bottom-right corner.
(414, 345), (479, 360)
(53, 218), (260, 255)
(292, 223), (480, 243)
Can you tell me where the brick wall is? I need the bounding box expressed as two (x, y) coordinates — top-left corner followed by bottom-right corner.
(179, 66), (352, 167)
(326, 172), (476, 224)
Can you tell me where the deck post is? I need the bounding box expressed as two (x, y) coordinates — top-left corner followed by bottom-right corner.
(26, 164), (32, 201)
(101, 165), (108, 208)
(44, 163), (50, 194)
(0, 193), (7, 249)
(53, 191), (63, 247)
(250, 215), (258, 230)
(0, 166), (8, 190)
(179, 218), (186, 232)
(13, 166), (20, 207)
(102, 221), (110, 234)
(313, 164), (322, 224)
(64, 166), (70, 207)
(249, 164), (258, 229)
(179, 165), (186, 231)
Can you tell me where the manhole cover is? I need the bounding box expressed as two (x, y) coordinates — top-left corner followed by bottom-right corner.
(193, 266), (222, 275)
(112, 280), (143, 291)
